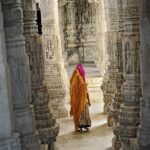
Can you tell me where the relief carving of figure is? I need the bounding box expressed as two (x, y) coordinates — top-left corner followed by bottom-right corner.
(45, 40), (54, 60)
(82, 8), (91, 23)
(65, 2), (75, 24)
(135, 41), (140, 73)
(125, 42), (133, 74)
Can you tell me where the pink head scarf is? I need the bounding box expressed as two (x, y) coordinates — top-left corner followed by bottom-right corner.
(76, 64), (86, 81)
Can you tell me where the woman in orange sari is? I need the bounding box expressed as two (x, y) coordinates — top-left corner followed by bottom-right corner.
(70, 64), (91, 132)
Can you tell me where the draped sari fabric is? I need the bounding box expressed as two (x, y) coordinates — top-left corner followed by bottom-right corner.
(70, 69), (88, 130)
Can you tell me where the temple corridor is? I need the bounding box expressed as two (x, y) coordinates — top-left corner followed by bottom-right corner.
(1, 0), (150, 150)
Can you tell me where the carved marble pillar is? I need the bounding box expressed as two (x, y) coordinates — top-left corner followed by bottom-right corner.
(58, 0), (76, 66)
(112, 0), (124, 149)
(102, 0), (118, 126)
(2, 0), (40, 149)
(22, 0), (59, 149)
(96, 0), (106, 75)
(37, 0), (68, 118)
(58, 0), (69, 68)
(119, 0), (141, 149)
(61, 0), (99, 65)
(138, 1), (150, 149)
(0, 1), (21, 150)
(75, 0), (98, 64)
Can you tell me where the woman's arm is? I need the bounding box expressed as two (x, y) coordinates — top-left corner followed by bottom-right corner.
(87, 92), (91, 106)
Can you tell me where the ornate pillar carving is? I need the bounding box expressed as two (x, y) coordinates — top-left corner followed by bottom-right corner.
(112, 0), (124, 149)
(0, 1), (21, 149)
(61, 0), (99, 65)
(63, 0), (79, 65)
(102, 0), (118, 126)
(36, 0), (68, 118)
(58, 0), (69, 68)
(96, 0), (106, 75)
(22, 0), (59, 149)
(119, 0), (141, 148)
(2, 0), (40, 149)
(138, 0), (150, 149)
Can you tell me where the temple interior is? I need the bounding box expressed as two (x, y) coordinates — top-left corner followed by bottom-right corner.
(0, 0), (150, 150)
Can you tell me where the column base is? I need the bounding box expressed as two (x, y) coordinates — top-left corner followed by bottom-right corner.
(41, 144), (48, 150)
(112, 137), (122, 150)
(0, 134), (21, 150)
(39, 123), (59, 150)
(130, 138), (140, 150)
(21, 132), (40, 150)
(138, 127), (150, 150)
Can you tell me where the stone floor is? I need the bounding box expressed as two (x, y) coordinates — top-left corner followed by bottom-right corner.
(55, 103), (113, 150)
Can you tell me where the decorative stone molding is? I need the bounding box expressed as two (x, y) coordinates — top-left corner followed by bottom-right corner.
(2, 0), (40, 149)
(88, 0), (100, 3)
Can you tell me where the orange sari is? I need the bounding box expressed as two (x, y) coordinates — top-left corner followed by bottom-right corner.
(70, 69), (88, 130)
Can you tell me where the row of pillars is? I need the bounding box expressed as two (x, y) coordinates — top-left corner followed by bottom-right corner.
(0, 0), (68, 150)
(102, 0), (150, 149)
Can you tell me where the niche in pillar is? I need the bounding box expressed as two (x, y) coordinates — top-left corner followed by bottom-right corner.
(36, 3), (42, 35)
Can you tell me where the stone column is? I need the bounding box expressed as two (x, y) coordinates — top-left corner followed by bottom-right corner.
(22, 0), (59, 149)
(58, 1), (68, 68)
(138, 0), (150, 149)
(119, 0), (141, 149)
(2, 0), (40, 149)
(96, 0), (106, 75)
(61, 0), (78, 65)
(102, 0), (118, 126)
(36, 0), (68, 118)
(0, 1), (21, 150)
(112, 0), (124, 149)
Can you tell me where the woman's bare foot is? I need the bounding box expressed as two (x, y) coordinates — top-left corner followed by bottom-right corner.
(75, 128), (82, 132)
